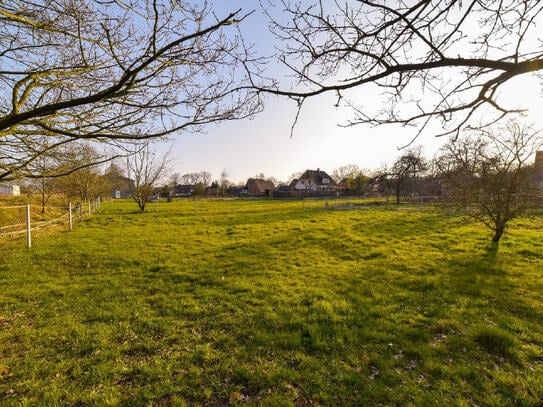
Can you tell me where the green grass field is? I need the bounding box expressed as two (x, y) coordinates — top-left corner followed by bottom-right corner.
(1, 198), (542, 405)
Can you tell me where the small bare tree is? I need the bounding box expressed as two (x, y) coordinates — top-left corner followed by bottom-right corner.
(28, 161), (58, 214)
(435, 122), (542, 242)
(391, 147), (428, 204)
(126, 145), (170, 211)
(25, 137), (65, 213)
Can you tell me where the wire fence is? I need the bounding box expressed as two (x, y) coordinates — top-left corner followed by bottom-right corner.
(0, 198), (101, 248)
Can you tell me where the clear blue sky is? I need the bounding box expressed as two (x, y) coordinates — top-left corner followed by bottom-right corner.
(164, 2), (543, 185)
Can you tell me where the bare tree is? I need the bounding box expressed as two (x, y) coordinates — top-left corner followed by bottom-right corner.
(0, 1), (262, 181)
(27, 157), (59, 214)
(261, 1), (543, 139)
(57, 144), (109, 202)
(180, 171), (212, 187)
(126, 144), (170, 211)
(253, 173), (278, 185)
(435, 121), (542, 242)
(391, 147), (428, 203)
(288, 171), (303, 182)
(169, 173), (181, 189)
(219, 170), (231, 196)
(200, 171), (213, 188)
(25, 137), (65, 213)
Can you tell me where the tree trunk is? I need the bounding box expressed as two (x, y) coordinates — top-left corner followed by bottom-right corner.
(492, 226), (504, 242)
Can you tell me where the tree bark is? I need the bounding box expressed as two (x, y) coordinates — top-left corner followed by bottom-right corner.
(492, 227), (505, 243)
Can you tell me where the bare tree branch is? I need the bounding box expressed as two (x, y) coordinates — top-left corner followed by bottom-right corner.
(1, 1), (264, 180)
(259, 0), (543, 140)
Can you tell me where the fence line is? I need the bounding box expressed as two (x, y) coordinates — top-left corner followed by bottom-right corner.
(0, 198), (101, 248)
(0, 221), (27, 231)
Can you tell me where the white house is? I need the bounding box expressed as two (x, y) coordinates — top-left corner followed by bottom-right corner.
(292, 169), (338, 192)
(0, 183), (21, 196)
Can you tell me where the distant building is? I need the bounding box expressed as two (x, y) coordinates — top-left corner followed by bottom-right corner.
(227, 187), (245, 197)
(291, 169), (338, 193)
(105, 174), (134, 199)
(173, 184), (194, 197)
(337, 178), (350, 190)
(0, 183), (20, 196)
(245, 178), (275, 197)
(275, 184), (293, 194)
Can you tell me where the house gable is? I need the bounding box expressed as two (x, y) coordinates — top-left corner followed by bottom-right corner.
(295, 169), (337, 191)
(246, 178), (275, 195)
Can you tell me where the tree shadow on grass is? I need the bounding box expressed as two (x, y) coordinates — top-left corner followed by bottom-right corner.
(445, 242), (502, 292)
(443, 242), (542, 321)
(444, 253), (504, 314)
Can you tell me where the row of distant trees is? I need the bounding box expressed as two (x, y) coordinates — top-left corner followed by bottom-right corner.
(18, 142), (172, 213)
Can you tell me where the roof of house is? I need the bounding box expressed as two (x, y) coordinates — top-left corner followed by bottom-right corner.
(298, 169), (337, 186)
(174, 184), (193, 193)
(338, 178), (349, 187)
(277, 184), (293, 192)
(246, 178), (275, 193)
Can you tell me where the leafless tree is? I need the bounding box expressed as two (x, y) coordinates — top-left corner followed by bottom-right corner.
(332, 164), (361, 183)
(24, 136), (73, 212)
(369, 165), (394, 199)
(180, 171), (212, 187)
(260, 1), (543, 140)
(391, 146), (428, 203)
(200, 171), (213, 188)
(126, 144), (170, 211)
(57, 144), (110, 202)
(253, 173), (278, 185)
(169, 173), (181, 189)
(219, 170), (231, 196)
(288, 172), (305, 184)
(0, 1), (263, 181)
(435, 121), (542, 242)
(26, 154), (59, 213)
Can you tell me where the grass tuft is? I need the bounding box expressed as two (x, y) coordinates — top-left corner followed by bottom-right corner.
(473, 326), (517, 357)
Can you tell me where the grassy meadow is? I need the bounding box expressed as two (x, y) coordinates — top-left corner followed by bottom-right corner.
(0, 198), (542, 405)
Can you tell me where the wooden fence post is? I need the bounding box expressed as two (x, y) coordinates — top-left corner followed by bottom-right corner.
(26, 204), (31, 248)
(68, 202), (73, 231)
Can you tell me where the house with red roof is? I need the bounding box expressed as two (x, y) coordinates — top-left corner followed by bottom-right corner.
(245, 178), (275, 197)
